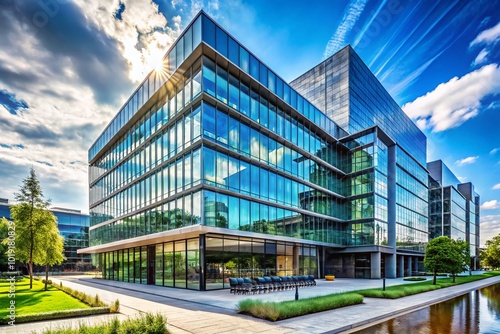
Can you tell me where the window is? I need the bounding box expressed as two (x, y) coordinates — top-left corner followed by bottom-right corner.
(216, 110), (228, 145)
(202, 58), (216, 96)
(249, 54), (259, 80)
(229, 74), (239, 110)
(202, 15), (215, 48)
(215, 26), (228, 57)
(204, 148), (216, 186)
(216, 66), (228, 103)
(228, 116), (239, 151)
(239, 47), (249, 72)
(203, 103), (216, 139)
(228, 37), (239, 65)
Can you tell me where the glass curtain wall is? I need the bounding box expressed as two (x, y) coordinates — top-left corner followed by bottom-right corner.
(98, 236), (317, 290)
(204, 235), (317, 290)
(99, 238), (200, 290)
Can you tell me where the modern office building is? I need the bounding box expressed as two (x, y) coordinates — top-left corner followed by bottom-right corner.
(428, 160), (480, 269)
(290, 45), (429, 278)
(80, 11), (470, 290)
(0, 198), (91, 271)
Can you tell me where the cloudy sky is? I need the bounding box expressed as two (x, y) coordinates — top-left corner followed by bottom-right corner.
(0, 0), (499, 245)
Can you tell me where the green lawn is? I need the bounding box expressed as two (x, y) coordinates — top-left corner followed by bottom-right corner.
(0, 278), (89, 318)
(355, 271), (500, 299)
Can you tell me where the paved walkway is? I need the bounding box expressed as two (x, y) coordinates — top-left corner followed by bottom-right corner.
(2, 273), (499, 334)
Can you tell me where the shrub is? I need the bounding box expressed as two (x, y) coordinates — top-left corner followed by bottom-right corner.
(110, 299), (120, 313)
(403, 277), (427, 281)
(42, 279), (53, 284)
(52, 283), (107, 308)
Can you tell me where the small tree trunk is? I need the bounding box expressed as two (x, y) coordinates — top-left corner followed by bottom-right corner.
(433, 269), (437, 285)
(45, 264), (49, 291)
(453, 273), (456, 283)
(29, 260), (33, 289)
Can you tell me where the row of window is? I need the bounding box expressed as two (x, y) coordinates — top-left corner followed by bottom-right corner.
(396, 205), (428, 236)
(202, 57), (338, 156)
(99, 236), (318, 290)
(90, 191), (202, 244)
(396, 185), (428, 217)
(90, 63), (202, 184)
(396, 167), (428, 201)
(347, 221), (388, 246)
(202, 146), (345, 217)
(90, 149), (201, 226)
(90, 104), (202, 205)
(203, 236), (317, 289)
(205, 190), (350, 245)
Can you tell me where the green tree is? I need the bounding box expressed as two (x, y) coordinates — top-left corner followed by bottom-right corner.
(481, 234), (500, 269)
(449, 240), (469, 283)
(11, 168), (51, 289)
(424, 236), (458, 285)
(35, 212), (65, 290)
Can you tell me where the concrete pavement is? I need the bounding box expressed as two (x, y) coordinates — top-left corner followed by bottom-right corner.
(2, 273), (499, 334)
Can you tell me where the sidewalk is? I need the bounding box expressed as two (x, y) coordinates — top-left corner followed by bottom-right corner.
(2, 273), (499, 334)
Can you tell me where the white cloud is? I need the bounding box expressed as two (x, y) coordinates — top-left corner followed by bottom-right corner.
(472, 48), (489, 66)
(323, 0), (368, 59)
(455, 156), (479, 166)
(480, 215), (500, 247)
(470, 21), (500, 47)
(493, 184), (500, 190)
(491, 148), (500, 155)
(73, 0), (180, 83)
(457, 176), (468, 183)
(481, 200), (500, 210)
(402, 64), (500, 132)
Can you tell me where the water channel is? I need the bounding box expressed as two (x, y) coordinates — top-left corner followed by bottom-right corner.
(356, 283), (500, 334)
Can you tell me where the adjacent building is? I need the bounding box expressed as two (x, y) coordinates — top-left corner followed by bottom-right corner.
(79, 11), (478, 289)
(428, 160), (480, 269)
(0, 198), (91, 271)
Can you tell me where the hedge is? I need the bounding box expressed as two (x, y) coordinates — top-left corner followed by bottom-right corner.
(0, 307), (110, 325)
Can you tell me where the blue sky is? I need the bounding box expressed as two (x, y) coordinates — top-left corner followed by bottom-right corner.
(0, 0), (499, 245)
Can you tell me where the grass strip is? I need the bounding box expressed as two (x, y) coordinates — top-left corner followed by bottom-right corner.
(40, 312), (168, 334)
(356, 271), (500, 299)
(238, 292), (363, 321)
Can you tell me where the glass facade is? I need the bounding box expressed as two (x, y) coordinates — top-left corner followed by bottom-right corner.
(83, 12), (478, 286)
(290, 46), (426, 165)
(428, 160), (481, 269)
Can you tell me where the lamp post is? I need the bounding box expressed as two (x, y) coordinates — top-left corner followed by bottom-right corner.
(295, 285), (299, 300)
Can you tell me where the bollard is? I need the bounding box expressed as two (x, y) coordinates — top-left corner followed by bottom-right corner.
(383, 278), (386, 291)
(295, 285), (299, 300)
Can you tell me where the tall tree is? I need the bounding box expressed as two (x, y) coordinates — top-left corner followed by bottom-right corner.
(481, 234), (500, 270)
(11, 168), (50, 289)
(35, 215), (65, 291)
(449, 240), (469, 283)
(424, 236), (457, 285)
